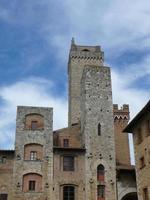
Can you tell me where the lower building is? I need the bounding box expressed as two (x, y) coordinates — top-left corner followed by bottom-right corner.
(124, 100), (150, 200)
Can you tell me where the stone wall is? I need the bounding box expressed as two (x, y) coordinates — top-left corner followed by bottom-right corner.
(13, 106), (53, 200)
(81, 65), (116, 200)
(68, 42), (104, 126)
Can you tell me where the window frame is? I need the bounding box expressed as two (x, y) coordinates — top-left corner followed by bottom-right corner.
(29, 180), (36, 191)
(63, 139), (69, 148)
(63, 156), (74, 171)
(0, 194), (8, 200)
(31, 121), (38, 130)
(63, 185), (75, 200)
(30, 151), (37, 161)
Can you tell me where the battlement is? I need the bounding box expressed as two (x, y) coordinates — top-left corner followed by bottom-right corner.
(113, 104), (130, 120)
(69, 38), (104, 62)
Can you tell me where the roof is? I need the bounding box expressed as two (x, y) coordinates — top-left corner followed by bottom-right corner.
(123, 100), (150, 133)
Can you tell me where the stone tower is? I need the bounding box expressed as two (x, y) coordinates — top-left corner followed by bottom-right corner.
(81, 65), (116, 200)
(13, 106), (53, 200)
(68, 38), (104, 126)
(113, 104), (130, 165)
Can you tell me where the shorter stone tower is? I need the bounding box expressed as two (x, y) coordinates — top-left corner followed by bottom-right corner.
(81, 65), (116, 200)
(13, 106), (53, 200)
(113, 104), (130, 165)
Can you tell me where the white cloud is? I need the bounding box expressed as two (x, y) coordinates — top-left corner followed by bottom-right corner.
(0, 77), (68, 149)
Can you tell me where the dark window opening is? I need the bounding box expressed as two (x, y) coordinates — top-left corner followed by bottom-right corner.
(143, 187), (149, 200)
(0, 194), (8, 200)
(63, 139), (69, 147)
(29, 180), (36, 191)
(97, 164), (105, 182)
(63, 186), (75, 200)
(63, 156), (74, 171)
(82, 49), (90, 52)
(146, 120), (150, 136)
(137, 127), (142, 144)
(30, 151), (37, 160)
(140, 156), (145, 169)
(1, 156), (6, 164)
(31, 121), (38, 130)
(97, 185), (105, 199)
(98, 123), (101, 136)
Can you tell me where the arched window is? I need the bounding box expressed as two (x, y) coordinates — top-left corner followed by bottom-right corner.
(23, 173), (42, 192)
(24, 143), (43, 161)
(25, 113), (44, 130)
(63, 186), (75, 200)
(97, 164), (105, 182)
(98, 123), (101, 136)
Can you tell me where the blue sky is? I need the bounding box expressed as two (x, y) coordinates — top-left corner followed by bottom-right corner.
(0, 0), (149, 163)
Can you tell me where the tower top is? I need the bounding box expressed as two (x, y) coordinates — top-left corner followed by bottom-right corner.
(69, 39), (104, 62)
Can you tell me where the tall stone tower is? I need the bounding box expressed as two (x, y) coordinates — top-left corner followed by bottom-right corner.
(81, 65), (116, 200)
(13, 106), (53, 200)
(113, 104), (130, 165)
(68, 38), (104, 126)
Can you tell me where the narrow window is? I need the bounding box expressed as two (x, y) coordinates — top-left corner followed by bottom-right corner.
(63, 186), (75, 200)
(29, 180), (36, 191)
(97, 185), (105, 199)
(137, 127), (142, 144)
(30, 151), (37, 160)
(98, 123), (101, 136)
(140, 156), (145, 169)
(63, 156), (74, 171)
(1, 156), (6, 164)
(0, 194), (8, 200)
(97, 165), (105, 182)
(146, 120), (150, 136)
(31, 121), (38, 130)
(63, 139), (69, 147)
(143, 187), (149, 200)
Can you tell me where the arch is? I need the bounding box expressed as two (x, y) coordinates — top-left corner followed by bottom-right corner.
(25, 113), (44, 130)
(24, 143), (43, 161)
(82, 49), (90, 52)
(121, 192), (138, 200)
(23, 173), (42, 192)
(97, 164), (105, 182)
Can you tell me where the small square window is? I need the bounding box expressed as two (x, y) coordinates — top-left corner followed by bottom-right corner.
(29, 180), (35, 191)
(31, 121), (38, 130)
(30, 151), (37, 161)
(63, 156), (74, 171)
(63, 139), (69, 147)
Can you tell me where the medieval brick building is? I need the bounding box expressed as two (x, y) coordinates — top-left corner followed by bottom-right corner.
(0, 40), (138, 200)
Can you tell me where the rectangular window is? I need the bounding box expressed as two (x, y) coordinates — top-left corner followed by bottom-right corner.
(30, 151), (37, 160)
(63, 139), (69, 147)
(143, 187), (149, 200)
(1, 156), (6, 164)
(63, 186), (75, 200)
(0, 194), (8, 200)
(97, 185), (105, 198)
(63, 156), (74, 171)
(146, 120), (150, 136)
(137, 127), (142, 144)
(140, 156), (145, 169)
(31, 121), (38, 130)
(29, 180), (36, 191)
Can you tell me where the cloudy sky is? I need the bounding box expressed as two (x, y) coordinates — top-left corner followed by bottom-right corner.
(0, 0), (149, 163)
